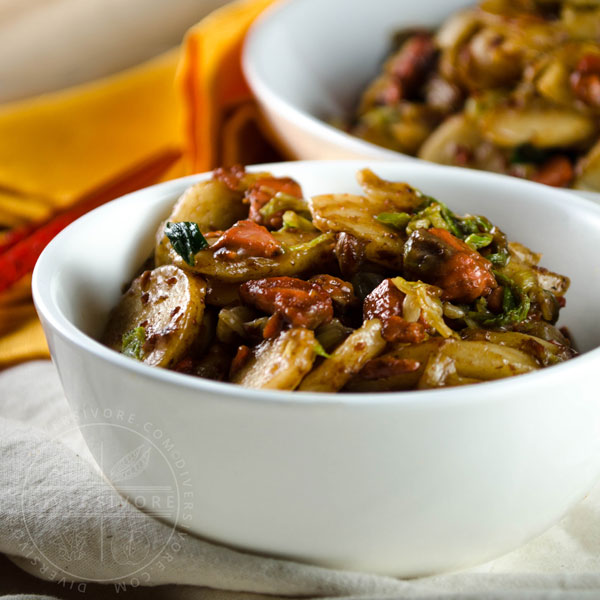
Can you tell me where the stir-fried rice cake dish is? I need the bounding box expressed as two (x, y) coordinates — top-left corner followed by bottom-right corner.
(342, 0), (600, 191)
(103, 166), (575, 392)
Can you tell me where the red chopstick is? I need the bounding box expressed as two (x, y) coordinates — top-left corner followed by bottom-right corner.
(0, 212), (76, 292)
(0, 223), (36, 254)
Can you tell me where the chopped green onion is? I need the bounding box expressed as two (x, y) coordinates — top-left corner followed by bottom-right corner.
(406, 202), (450, 234)
(288, 233), (331, 252)
(438, 202), (463, 238)
(313, 340), (331, 359)
(375, 212), (411, 230)
(122, 327), (146, 360)
(259, 192), (309, 219)
(459, 214), (493, 234)
(468, 272), (530, 327)
(487, 250), (510, 267)
(465, 233), (494, 250)
(281, 210), (316, 231)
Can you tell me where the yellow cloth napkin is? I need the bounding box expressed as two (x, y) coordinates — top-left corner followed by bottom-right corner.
(0, 0), (280, 368)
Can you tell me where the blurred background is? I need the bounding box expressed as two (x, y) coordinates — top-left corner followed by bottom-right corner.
(0, 0), (228, 102)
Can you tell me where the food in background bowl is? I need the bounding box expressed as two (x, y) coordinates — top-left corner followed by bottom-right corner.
(103, 166), (575, 391)
(343, 0), (600, 190)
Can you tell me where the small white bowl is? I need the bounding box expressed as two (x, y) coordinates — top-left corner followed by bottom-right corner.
(33, 161), (600, 576)
(243, 0), (600, 203)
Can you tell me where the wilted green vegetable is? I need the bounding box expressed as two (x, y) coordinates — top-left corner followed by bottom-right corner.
(164, 221), (209, 266)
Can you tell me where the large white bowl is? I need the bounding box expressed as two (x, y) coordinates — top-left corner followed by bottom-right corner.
(33, 161), (600, 576)
(243, 0), (600, 203)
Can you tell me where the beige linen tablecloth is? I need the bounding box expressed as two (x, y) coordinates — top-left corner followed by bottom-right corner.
(1, 360), (600, 600)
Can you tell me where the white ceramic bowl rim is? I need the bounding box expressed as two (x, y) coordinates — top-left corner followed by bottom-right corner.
(32, 161), (600, 408)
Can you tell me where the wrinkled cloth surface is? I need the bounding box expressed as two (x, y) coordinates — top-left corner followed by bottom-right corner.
(1, 360), (600, 600)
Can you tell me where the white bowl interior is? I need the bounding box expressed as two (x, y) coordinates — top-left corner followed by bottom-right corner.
(36, 161), (600, 356)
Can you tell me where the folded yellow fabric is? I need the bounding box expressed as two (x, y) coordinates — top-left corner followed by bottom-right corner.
(0, 50), (183, 367)
(0, 49), (182, 211)
(0, 0), (280, 368)
(0, 276), (48, 367)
